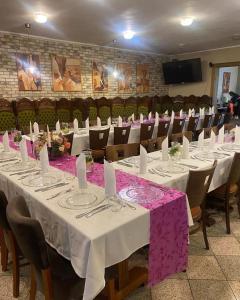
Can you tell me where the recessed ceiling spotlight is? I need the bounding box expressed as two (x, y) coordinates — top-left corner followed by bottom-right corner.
(180, 17), (194, 27)
(34, 12), (48, 23)
(123, 30), (135, 40)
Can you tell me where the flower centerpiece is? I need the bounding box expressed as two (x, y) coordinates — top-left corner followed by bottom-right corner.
(169, 142), (181, 161)
(13, 131), (22, 146)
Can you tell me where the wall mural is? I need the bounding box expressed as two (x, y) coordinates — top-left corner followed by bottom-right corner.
(117, 63), (133, 93)
(136, 64), (150, 93)
(222, 71), (231, 94)
(52, 55), (82, 91)
(16, 54), (42, 91)
(92, 61), (108, 92)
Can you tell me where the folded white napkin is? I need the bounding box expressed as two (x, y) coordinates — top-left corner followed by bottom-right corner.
(76, 153), (87, 189)
(132, 113), (135, 122)
(198, 131), (204, 148)
(104, 160), (116, 198)
(192, 108), (195, 116)
(211, 106), (214, 114)
(218, 126), (224, 144)
(47, 125), (51, 148)
(3, 131), (10, 152)
(97, 117), (101, 128)
(33, 122), (39, 135)
(73, 118), (79, 134)
(85, 118), (89, 131)
(107, 117), (111, 127)
(19, 137), (28, 163)
(182, 136), (190, 159)
(162, 136), (169, 161)
(202, 107), (205, 116)
(188, 109), (191, 117)
(180, 109), (183, 118)
(164, 110), (168, 116)
(29, 121), (33, 140)
(56, 120), (61, 133)
(155, 112), (159, 126)
(118, 116), (123, 127)
(199, 108), (202, 116)
(170, 111), (175, 124)
(139, 145), (147, 174)
(235, 126), (240, 144)
(148, 112), (152, 120)
(210, 130), (216, 148)
(39, 144), (49, 173)
(140, 113), (144, 124)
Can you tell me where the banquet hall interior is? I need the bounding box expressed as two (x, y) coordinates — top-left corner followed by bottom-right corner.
(1, 1), (240, 300)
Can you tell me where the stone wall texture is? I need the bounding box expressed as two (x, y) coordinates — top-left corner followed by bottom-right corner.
(0, 32), (169, 101)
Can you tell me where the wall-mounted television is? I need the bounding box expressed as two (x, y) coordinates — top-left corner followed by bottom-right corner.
(162, 58), (202, 84)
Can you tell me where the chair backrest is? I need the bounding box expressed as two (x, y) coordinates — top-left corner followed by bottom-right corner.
(223, 112), (232, 124)
(6, 196), (49, 271)
(140, 123), (154, 142)
(156, 136), (167, 150)
(202, 114), (212, 128)
(106, 143), (140, 162)
(171, 131), (193, 143)
(224, 123), (235, 132)
(227, 153), (240, 188)
(157, 120), (170, 137)
(172, 118), (185, 134)
(0, 191), (10, 230)
(56, 98), (71, 123)
(212, 113), (222, 127)
(89, 128), (110, 150)
(187, 116), (199, 132)
(186, 161), (217, 209)
(113, 126), (131, 145)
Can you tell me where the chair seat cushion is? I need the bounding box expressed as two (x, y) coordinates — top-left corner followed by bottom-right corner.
(210, 183), (238, 199)
(191, 206), (201, 221)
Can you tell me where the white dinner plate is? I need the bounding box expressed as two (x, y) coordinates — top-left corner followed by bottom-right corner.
(156, 164), (188, 174)
(193, 152), (227, 160)
(123, 156), (153, 166)
(22, 172), (63, 187)
(0, 161), (36, 172)
(219, 144), (240, 152)
(0, 151), (16, 160)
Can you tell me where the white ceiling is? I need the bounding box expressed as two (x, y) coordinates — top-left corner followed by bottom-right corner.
(1, 0), (240, 54)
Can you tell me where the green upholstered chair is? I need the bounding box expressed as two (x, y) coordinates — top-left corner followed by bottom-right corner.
(0, 99), (16, 133)
(172, 96), (184, 113)
(14, 98), (36, 131)
(56, 98), (71, 123)
(97, 97), (111, 124)
(111, 97), (125, 118)
(199, 95), (212, 110)
(138, 96), (151, 117)
(87, 98), (97, 125)
(37, 98), (57, 130)
(71, 98), (86, 127)
(125, 97), (137, 118)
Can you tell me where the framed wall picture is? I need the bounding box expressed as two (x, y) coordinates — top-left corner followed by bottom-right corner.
(52, 55), (82, 91)
(117, 63), (133, 93)
(92, 61), (108, 92)
(136, 64), (150, 93)
(16, 54), (42, 91)
(222, 71), (231, 93)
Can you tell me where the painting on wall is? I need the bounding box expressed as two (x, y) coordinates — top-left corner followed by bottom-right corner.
(222, 72), (231, 93)
(52, 55), (82, 92)
(16, 54), (42, 91)
(117, 63), (133, 93)
(92, 61), (108, 92)
(136, 64), (150, 93)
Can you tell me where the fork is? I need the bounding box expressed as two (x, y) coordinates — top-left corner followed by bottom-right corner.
(46, 188), (73, 200)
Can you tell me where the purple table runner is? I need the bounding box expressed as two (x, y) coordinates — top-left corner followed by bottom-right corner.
(3, 136), (188, 286)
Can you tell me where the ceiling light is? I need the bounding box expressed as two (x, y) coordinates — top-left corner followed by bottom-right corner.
(113, 70), (119, 78)
(180, 17), (194, 27)
(35, 13), (48, 23)
(123, 30), (135, 40)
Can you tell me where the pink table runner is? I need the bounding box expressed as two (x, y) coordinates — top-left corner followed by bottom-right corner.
(4, 136), (188, 286)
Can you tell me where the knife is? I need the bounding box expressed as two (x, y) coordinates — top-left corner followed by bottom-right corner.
(46, 188), (73, 200)
(75, 204), (110, 219)
(177, 163), (198, 169)
(35, 182), (69, 192)
(117, 161), (133, 167)
(0, 158), (18, 164)
(10, 169), (40, 176)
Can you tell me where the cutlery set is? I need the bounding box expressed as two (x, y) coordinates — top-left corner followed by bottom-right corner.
(148, 168), (172, 177)
(75, 204), (112, 219)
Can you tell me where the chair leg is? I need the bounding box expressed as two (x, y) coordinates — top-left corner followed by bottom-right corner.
(42, 268), (54, 300)
(8, 232), (20, 298)
(29, 265), (37, 300)
(0, 229), (8, 272)
(237, 194), (240, 218)
(225, 198), (231, 234)
(202, 214), (209, 250)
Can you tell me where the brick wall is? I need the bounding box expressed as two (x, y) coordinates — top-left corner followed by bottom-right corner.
(0, 32), (169, 101)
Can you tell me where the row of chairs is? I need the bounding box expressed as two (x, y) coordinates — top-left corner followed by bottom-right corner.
(0, 95), (213, 133)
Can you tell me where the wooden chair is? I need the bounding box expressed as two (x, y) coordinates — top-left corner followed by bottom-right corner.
(36, 98), (57, 130)
(14, 98), (37, 132)
(224, 123), (235, 132)
(89, 128), (110, 162)
(187, 116), (199, 132)
(97, 97), (111, 124)
(187, 161), (217, 249)
(56, 98), (71, 123)
(106, 143), (140, 162)
(0, 98), (17, 133)
(0, 191), (22, 297)
(111, 97), (125, 119)
(87, 98), (98, 126)
(157, 120), (170, 137)
(113, 126), (131, 145)
(125, 97), (137, 118)
(223, 112), (232, 124)
(172, 118), (185, 134)
(202, 114), (212, 129)
(140, 123), (154, 142)
(208, 153), (240, 233)
(138, 96), (150, 117)
(212, 113), (222, 127)
(71, 98), (86, 128)
(6, 195), (84, 300)
(172, 95), (184, 113)
(156, 136), (167, 150)
(171, 131), (193, 143)
(201, 126), (218, 139)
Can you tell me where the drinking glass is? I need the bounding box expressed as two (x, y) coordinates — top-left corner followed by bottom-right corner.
(83, 150), (94, 173)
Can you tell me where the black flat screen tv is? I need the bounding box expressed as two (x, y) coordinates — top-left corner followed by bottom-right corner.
(162, 58), (202, 84)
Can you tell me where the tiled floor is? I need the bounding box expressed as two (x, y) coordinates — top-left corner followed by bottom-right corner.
(1, 205), (240, 299)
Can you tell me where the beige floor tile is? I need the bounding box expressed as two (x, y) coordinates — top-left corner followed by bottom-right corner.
(0, 275), (29, 299)
(230, 221), (240, 236)
(189, 235), (214, 256)
(229, 281), (240, 300)
(187, 256), (225, 280)
(216, 256), (240, 280)
(168, 271), (188, 280)
(151, 279), (193, 300)
(189, 279), (236, 300)
(126, 286), (151, 300)
(209, 236), (240, 255)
